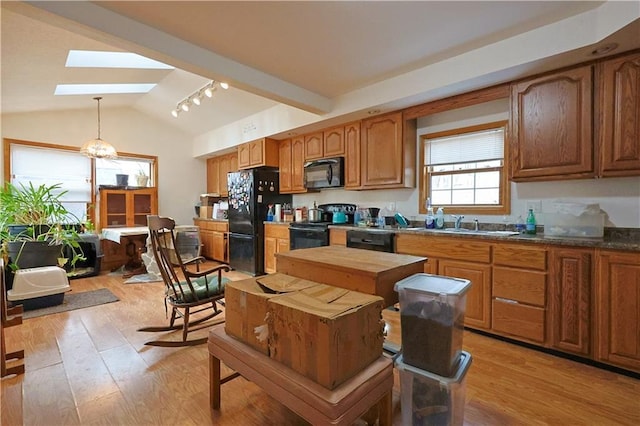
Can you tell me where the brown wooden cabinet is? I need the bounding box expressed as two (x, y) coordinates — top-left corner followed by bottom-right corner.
(264, 224), (290, 273)
(596, 250), (640, 372)
(194, 219), (228, 263)
(548, 247), (593, 355)
(278, 137), (306, 194)
(361, 112), (416, 189)
(510, 65), (594, 181)
(238, 138), (279, 169)
(599, 51), (640, 177)
(207, 152), (237, 196)
(492, 243), (547, 344)
(97, 187), (157, 231)
(329, 228), (346, 246)
(303, 127), (345, 161)
(303, 132), (323, 160)
(395, 234), (491, 329)
(344, 121), (362, 189)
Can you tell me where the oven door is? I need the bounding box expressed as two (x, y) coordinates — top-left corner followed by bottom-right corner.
(289, 226), (329, 250)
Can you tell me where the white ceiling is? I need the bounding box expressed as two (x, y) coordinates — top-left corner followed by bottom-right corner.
(2, 1), (639, 139)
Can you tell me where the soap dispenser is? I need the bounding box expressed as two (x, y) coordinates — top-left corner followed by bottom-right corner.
(435, 207), (445, 229)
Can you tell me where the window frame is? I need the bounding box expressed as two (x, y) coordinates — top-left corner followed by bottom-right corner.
(419, 121), (510, 215)
(3, 138), (158, 226)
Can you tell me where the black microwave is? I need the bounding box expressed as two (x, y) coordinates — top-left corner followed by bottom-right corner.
(303, 157), (344, 189)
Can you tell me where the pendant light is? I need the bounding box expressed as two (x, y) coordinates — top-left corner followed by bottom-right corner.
(80, 96), (117, 159)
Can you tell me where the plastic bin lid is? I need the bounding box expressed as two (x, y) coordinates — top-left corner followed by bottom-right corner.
(395, 351), (472, 384)
(394, 273), (471, 296)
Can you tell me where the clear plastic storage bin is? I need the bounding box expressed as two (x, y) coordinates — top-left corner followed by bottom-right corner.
(394, 274), (471, 376)
(397, 351), (472, 426)
(543, 212), (604, 238)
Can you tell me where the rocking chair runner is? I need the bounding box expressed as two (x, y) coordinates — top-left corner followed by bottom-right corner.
(138, 215), (230, 347)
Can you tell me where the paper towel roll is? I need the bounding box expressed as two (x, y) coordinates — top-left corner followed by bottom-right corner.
(274, 204), (282, 222)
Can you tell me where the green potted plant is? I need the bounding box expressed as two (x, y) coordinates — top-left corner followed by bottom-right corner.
(0, 182), (85, 284)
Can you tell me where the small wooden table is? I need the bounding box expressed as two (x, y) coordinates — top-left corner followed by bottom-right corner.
(208, 324), (394, 426)
(101, 227), (149, 277)
(276, 246), (426, 307)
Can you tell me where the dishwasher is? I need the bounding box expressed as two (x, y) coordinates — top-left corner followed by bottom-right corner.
(346, 229), (395, 253)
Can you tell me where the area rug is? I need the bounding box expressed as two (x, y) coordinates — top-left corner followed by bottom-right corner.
(123, 273), (163, 284)
(22, 288), (119, 319)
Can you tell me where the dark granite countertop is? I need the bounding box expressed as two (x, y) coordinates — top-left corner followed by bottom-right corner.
(328, 224), (640, 252)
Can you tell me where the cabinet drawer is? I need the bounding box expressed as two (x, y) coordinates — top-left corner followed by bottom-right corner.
(494, 243), (547, 270)
(492, 299), (545, 343)
(493, 267), (546, 307)
(198, 220), (229, 232)
(265, 224), (290, 239)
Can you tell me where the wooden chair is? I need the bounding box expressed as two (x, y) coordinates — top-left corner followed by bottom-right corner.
(138, 215), (230, 347)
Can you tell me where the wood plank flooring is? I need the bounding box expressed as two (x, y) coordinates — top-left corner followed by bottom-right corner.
(2, 263), (639, 425)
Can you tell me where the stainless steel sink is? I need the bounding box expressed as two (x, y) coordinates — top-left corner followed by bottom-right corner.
(402, 227), (519, 236)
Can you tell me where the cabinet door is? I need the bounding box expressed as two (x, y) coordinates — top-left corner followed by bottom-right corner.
(329, 228), (346, 246)
(439, 259), (492, 329)
(304, 132), (323, 160)
(264, 236), (277, 273)
(291, 137), (306, 192)
(249, 140), (264, 166)
(599, 51), (640, 176)
(549, 248), (593, 355)
(212, 231), (227, 262)
(130, 190), (155, 226)
(323, 126), (345, 157)
(103, 191), (127, 227)
(344, 121), (361, 189)
(279, 139), (293, 193)
(596, 251), (640, 372)
(218, 155), (231, 197)
(206, 157), (220, 194)
(510, 65), (594, 181)
(229, 152), (238, 173)
(237, 143), (251, 169)
(361, 112), (404, 187)
(200, 229), (214, 259)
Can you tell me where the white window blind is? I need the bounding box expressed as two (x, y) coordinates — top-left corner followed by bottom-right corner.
(426, 128), (504, 165)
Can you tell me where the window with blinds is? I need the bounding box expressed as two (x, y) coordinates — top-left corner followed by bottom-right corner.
(10, 144), (91, 222)
(420, 121), (510, 215)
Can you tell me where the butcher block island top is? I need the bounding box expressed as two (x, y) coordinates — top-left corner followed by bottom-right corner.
(276, 246), (426, 307)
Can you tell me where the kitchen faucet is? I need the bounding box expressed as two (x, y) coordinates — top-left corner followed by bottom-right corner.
(452, 215), (464, 230)
(474, 218), (479, 231)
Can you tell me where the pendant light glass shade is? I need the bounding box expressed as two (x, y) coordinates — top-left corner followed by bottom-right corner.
(81, 97), (117, 159)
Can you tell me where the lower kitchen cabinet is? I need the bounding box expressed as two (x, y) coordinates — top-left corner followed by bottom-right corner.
(194, 219), (228, 263)
(329, 228), (347, 246)
(596, 250), (640, 372)
(264, 224), (290, 273)
(439, 259), (492, 329)
(549, 247), (593, 356)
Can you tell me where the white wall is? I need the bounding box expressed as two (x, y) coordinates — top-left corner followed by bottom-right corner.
(1, 107), (205, 225)
(294, 100), (640, 229)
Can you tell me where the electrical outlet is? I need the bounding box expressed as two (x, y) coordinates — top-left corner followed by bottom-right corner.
(526, 200), (542, 213)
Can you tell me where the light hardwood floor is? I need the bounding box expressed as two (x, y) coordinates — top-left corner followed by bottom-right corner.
(2, 263), (639, 425)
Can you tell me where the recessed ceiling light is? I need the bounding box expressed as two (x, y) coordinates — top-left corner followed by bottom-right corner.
(54, 83), (156, 95)
(590, 43), (618, 57)
(66, 50), (174, 69)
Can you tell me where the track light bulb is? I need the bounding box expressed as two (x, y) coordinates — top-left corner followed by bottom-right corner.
(204, 86), (214, 97)
(220, 82), (229, 90)
(171, 109), (179, 118)
(192, 96), (201, 106)
(181, 102), (190, 112)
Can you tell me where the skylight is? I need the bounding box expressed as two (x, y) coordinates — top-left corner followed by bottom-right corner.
(66, 50), (174, 69)
(55, 84), (157, 95)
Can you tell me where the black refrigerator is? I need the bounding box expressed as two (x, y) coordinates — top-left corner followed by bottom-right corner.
(227, 168), (292, 276)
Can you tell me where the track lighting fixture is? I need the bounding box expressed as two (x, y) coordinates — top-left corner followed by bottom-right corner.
(171, 80), (229, 118)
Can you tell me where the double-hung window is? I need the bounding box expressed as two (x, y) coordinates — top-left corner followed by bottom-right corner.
(420, 121), (510, 215)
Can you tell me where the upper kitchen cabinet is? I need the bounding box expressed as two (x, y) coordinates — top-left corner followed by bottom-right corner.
(598, 51), (640, 177)
(360, 112), (416, 189)
(279, 137), (306, 194)
(206, 152), (238, 196)
(238, 137), (279, 169)
(510, 65), (595, 181)
(304, 127), (346, 161)
(344, 121), (362, 189)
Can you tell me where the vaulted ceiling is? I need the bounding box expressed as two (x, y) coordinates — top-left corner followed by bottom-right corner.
(2, 1), (639, 139)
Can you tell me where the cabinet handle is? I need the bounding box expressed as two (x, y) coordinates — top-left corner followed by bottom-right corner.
(495, 297), (519, 304)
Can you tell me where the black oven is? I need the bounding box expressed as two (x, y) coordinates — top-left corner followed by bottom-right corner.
(289, 223), (330, 250)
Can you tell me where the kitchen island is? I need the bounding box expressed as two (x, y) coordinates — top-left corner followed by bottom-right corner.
(275, 245), (426, 307)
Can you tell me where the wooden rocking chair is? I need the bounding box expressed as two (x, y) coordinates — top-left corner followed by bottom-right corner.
(138, 215), (230, 347)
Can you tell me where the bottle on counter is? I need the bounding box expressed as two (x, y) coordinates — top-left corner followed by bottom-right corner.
(425, 197), (435, 229)
(526, 209), (537, 234)
(435, 207), (445, 229)
(515, 215), (526, 234)
(267, 204), (274, 222)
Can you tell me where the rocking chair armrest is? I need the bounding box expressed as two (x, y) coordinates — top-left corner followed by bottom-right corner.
(185, 264), (231, 280)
